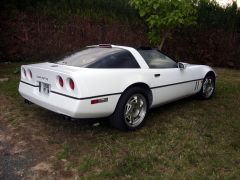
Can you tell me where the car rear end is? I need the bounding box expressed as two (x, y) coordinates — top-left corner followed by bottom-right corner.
(18, 62), (118, 118)
(19, 63), (82, 117)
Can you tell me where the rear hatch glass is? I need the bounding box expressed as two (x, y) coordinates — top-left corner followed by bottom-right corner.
(56, 47), (122, 67)
(56, 47), (140, 68)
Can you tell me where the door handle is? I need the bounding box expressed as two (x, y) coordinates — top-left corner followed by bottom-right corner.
(154, 74), (160, 77)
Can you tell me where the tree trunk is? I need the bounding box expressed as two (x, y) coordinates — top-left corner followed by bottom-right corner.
(158, 34), (166, 50)
(158, 30), (170, 50)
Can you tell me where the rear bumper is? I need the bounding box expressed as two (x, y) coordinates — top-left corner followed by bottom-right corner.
(19, 82), (120, 118)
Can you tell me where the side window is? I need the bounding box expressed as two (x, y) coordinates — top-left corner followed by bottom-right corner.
(87, 51), (140, 68)
(138, 50), (177, 69)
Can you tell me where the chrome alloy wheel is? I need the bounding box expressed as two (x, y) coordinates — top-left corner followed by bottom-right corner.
(124, 94), (147, 127)
(202, 77), (215, 98)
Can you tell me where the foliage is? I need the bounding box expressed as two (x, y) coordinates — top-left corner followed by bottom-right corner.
(0, 0), (240, 67)
(0, 0), (139, 23)
(1, 0), (239, 28)
(197, 0), (240, 30)
(130, 0), (198, 49)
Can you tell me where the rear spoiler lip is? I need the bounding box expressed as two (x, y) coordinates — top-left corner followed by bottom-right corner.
(22, 62), (88, 75)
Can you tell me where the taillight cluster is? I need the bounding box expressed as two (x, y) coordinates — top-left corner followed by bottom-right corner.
(58, 76), (64, 87)
(22, 68), (32, 80)
(69, 78), (75, 90)
(57, 76), (75, 90)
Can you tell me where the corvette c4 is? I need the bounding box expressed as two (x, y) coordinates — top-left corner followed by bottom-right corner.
(19, 44), (216, 130)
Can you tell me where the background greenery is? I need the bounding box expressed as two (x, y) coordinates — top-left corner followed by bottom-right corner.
(0, 0), (239, 67)
(1, 0), (239, 27)
(0, 0), (139, 22)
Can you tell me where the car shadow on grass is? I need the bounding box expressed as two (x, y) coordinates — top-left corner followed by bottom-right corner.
(28, 95), (199, 134)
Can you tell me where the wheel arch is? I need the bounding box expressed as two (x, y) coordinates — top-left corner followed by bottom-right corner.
(121, 82), (153, 107)
(205, 71), (216, 81)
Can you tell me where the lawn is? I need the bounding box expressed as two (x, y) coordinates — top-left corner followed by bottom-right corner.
(0, 63), (240, 179)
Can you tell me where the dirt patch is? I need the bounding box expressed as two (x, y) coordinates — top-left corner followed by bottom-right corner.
(0, 78), (9, 82)
(31, 162), (53, 172)
(0, 95), (77, 179)
(0, 121), (37, 179)
(29, 162), (55, 179)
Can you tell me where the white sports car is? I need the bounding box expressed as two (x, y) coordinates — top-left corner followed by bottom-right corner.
(19, 44), (216, 130)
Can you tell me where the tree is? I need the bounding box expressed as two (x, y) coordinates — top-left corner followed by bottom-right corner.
(130, 0), (198, 50)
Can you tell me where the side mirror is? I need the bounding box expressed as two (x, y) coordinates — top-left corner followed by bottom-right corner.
(178, 62), (186, 70)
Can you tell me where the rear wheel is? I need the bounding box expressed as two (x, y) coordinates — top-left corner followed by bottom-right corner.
(198, 75), (215, 99)
(109, 87), (148, 131)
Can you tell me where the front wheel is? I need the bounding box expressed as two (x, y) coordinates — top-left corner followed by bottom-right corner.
(109, 87), (148, 131)
(198, 75), (215, 99)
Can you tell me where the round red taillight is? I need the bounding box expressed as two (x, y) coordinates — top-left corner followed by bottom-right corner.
(23, 68), (26, 77)
(28, 69), (32, 79)
(58, 76), (64, 87)
(69, 79), (74, 90)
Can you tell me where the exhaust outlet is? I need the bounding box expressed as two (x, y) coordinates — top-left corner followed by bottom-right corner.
(62, 115), (76, 121)
(24, 99), (33, 104)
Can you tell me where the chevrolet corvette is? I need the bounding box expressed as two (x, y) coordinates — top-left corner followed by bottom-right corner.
(19, 44), (216, 130)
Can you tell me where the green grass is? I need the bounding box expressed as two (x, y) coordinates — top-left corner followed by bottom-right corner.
(0, 63), (22, 97)
(0, 63), (240, 179)
(57, 142), (73, 160)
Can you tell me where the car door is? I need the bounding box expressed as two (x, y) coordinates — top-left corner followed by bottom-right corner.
(149, 66), (197, 106)
(137, 49), (197, 107)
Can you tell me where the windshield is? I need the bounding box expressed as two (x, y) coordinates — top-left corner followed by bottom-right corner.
(138, 49), (177, 68)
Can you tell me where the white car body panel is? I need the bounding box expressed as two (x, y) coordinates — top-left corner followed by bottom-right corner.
(19, 45), (216, 118)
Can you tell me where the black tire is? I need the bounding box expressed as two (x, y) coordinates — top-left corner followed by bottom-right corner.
(198, 74), (215, 99)
(109, 87), (149, 131)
